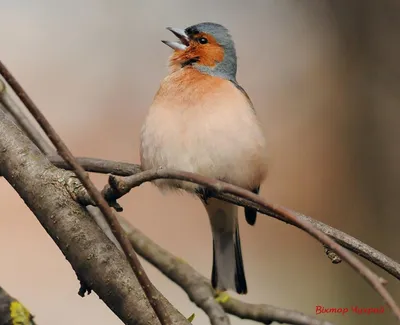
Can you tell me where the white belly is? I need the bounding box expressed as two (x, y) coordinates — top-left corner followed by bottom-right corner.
(140, 77), (267, 192)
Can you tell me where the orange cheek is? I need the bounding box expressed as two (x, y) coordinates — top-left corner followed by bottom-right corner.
(194, 33), (225, 67)
(197, 45), (224, 67)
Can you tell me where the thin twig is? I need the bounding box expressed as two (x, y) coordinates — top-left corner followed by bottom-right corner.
(118, 217), (336, 325)
(51, 154), (400, 288)
(49, 155), (141, 176)
(0, 61), (173, 325)
(65, 157), (400, 281)
(0, 79), (53, 155)
(107, 168), (400, 321)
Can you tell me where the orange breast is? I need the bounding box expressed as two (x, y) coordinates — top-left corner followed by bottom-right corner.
(153, 68), (226, 108)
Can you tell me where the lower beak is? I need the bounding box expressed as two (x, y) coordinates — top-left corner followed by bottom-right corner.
(162, 27), (190, 51)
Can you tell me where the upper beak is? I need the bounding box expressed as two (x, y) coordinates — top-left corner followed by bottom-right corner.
(162, 27), (190, 51)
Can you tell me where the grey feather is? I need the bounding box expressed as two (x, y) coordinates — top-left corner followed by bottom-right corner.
(185, 22), (238, 81)
(204, 198), (247, 294)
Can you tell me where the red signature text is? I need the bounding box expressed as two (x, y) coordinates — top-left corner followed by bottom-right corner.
(315, 305), (385, 315)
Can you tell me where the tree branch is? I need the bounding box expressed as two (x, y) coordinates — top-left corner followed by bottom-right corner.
(0, 71), (126, 258)
(49, 155), (141, 176)
(0, 108), (188, 325)
(50, 156), (400, 281)
(0, 286), (36, 325)
(118, 217), (335, 325)
(103, 169), (400, 321)
(0, 79), (52, 155)
(0, 61), (179, 325)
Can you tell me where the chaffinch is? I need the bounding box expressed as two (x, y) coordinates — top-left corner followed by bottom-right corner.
(140, 22), (267, 294)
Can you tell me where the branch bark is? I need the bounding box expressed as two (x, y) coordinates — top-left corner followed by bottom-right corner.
(0, 75), (125, 258)
(119, 217), (335, 325)
(0, 60), (174, 325)
(0, 108), (188, 325)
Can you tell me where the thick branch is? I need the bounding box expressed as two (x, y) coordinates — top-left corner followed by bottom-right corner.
(0, 109), (187, 325)
(0, 286), (36, 325)
(0, 61), (177, 325)
(118, 217), (335, 325)
(0, 76), (126, 263)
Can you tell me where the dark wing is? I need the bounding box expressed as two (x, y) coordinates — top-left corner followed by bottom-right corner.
(230, 80), (255, 111)
(245, 187), (259, 225)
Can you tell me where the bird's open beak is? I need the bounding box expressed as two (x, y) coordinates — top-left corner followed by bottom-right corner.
(162, 27), (190, 51)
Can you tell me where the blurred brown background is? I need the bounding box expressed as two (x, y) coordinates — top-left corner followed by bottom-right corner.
(0, 1), (399, 324)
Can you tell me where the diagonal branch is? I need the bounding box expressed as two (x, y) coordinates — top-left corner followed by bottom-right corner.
(104, 169), (400, 321)
(0, 108), (188, 325)
(0, 61), (179, 325)
(0, 71), (128, 258)
(0, 79), (52, 155)
(118, 217), (335, 325)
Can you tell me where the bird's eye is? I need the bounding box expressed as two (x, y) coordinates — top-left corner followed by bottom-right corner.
(198, 37), (208, 44)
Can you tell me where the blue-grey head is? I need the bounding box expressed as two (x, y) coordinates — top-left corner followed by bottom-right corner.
(162, 22), (237, 81)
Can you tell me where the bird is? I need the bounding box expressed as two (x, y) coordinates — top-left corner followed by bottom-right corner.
(140, 22), (267, 294)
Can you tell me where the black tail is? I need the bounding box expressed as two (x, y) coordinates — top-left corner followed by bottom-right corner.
(245, 186), (260, 225)
(211, 226), (247, 294)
